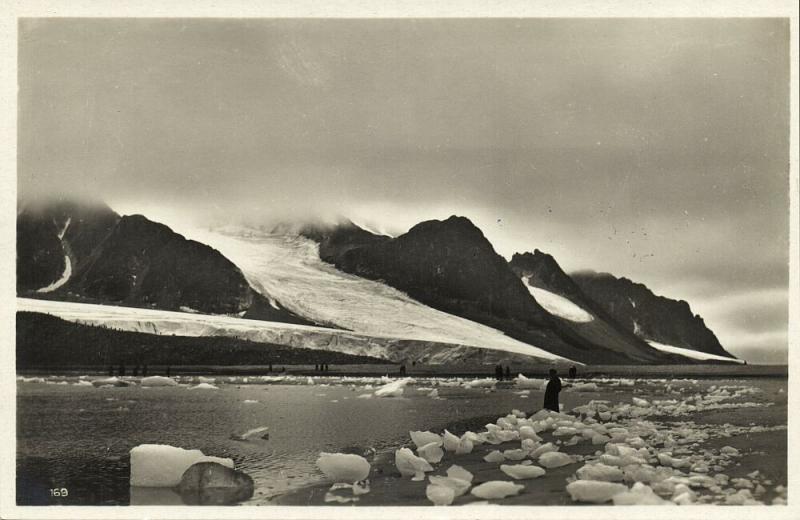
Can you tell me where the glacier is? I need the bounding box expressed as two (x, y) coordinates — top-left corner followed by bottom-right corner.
(17, 297), (571, 364)
(167, 226), (574, 362)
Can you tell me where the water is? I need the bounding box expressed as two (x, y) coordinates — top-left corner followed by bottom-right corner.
(17, 379), (535, 505)
(17, 375), (787, 506)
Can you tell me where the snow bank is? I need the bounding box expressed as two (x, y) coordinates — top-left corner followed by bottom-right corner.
(646, 340), (744, 364)
(37, 218), (72, 294)
(522, 278), (593, 323)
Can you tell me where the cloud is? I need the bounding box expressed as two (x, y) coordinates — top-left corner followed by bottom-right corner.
(17, 18), (790, 363)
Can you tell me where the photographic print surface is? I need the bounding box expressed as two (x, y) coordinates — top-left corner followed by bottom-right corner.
(11, 12), (793, 513)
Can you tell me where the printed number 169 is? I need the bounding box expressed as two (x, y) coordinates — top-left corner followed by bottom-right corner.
(50, 488), (68, 497)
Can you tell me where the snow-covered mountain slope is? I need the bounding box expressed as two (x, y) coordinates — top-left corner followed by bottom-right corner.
(170, 227), (575, 363)
(646, 340), (745, 364)
(17, 297), (572, 365)
(35, 218), (72, 293)
(522, 277), (594, 323)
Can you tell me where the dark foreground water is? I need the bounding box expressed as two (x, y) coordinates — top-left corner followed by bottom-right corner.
(17, 375), (787, 506)
(17, 378), (542, 505)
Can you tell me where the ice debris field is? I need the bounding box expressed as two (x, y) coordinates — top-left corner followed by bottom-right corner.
(19, 373), (786, 506)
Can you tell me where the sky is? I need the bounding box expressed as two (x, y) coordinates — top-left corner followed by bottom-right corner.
(18, 18), (791, 363)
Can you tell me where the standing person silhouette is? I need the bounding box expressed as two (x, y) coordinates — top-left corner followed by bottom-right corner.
(543, 368), (562, 412)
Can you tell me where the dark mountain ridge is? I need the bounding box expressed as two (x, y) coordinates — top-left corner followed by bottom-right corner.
(17, 199), (313, 325)
(571, 270), (736, 359)
(508, 250), (669, 363)
(304, 216), (680, 364)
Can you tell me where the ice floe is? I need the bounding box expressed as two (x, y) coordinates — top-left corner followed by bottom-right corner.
(316, 453), (371, 483)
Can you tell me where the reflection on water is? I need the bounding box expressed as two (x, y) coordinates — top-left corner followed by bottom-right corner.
(17, 381), (530, 505)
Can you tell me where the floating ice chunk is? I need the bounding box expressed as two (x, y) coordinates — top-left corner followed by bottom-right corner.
(503, 449), (528, 461)
(538, 452), (574, 468)
(495, 430), (520, 442)
(553, 427), (578, 437)
(530, 443), (558, 459)
(242, 399), (259, 404)
(520, 438), (539, 452)
(462, 378), (496, 389)
(130, 444), (233, 487)
(455, 438), (474, 455)
(632, 397), (649, 407)
(428, 388), (439, 398)
(519, 426), (542, 441)
(375, 378), (410, 398)
(231, 426), (269, 441)
(566, 480), (628, 503)
(470, 481), (524, 500)
(484, 450), (505, 463)
(447, 465), (473, 483)
(429, 476), (471, 497)
(572, 383), (599, 392)
(316, 452), (371, 483)
(442, 430), (460, 452)
(576, 463), (624, 482)
(731, 478), (753, 489)
(426, 484), (456, 505)
(356, 393), (373, 399)
(410, 431), (443, 449)
(418, 442), (445, 463)
(189, 383), (219, 390)
(197, 376), (216, 384)
(724, 489), (759, 505)
(720, 446), (740, 456)
(591, 434), (611, 445)
(140, 376), (179, 387)
(612, 482), (671, 505)
(395, 448), (433, 480)
(462, 431), (484, 445)
(515, 374), (546, 390)
(501, 464), (546, 480)
(73, 380), (93, 386)
(92, 377), (122, 387)
(177, 462), (254, 504)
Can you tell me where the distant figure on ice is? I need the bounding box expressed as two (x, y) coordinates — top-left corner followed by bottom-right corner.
(568, 365), (577, 379)
(399, 364), (407, 376)
(504, 366), (511, 380)
(494, 365), (503, 381)
(543, 369), (562, 412)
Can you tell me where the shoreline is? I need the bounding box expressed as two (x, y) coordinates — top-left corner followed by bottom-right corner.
(16, 363), (788, 379)
(271, 380), (788, 506)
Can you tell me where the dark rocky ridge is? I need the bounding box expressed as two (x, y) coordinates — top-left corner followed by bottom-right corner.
(17, 199), (120, 292)
(305, 216), (679, 364)
(509, 250), (669, 363)
(571, 271), (736, 359)
(17, 199), (313, 325)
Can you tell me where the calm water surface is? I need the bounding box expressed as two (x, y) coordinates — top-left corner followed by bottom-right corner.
(17, 379), (541, 505)
(17, 376), (786, 506)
